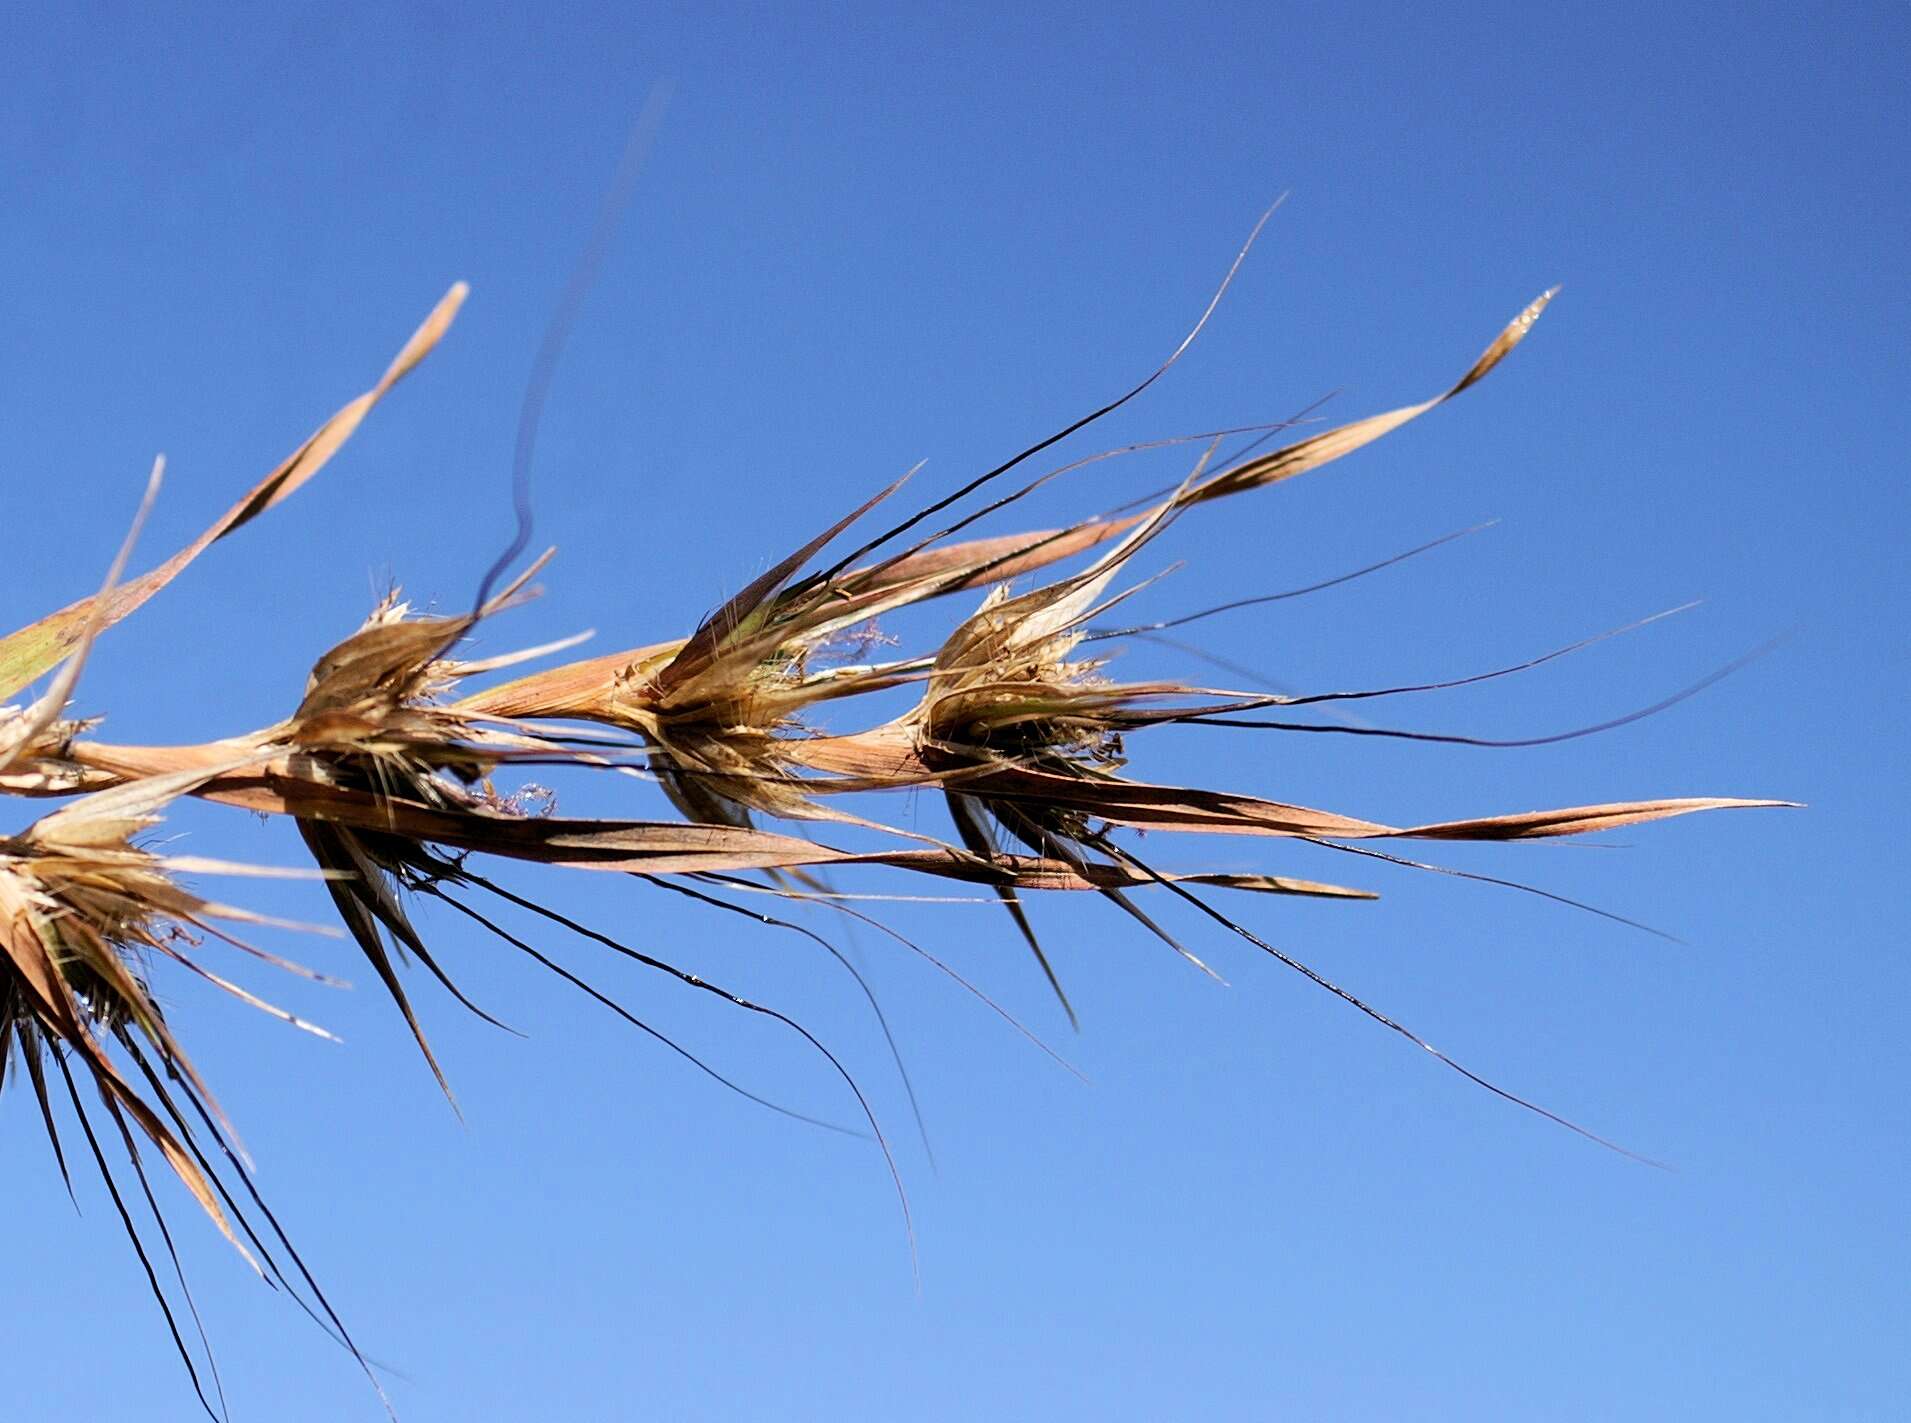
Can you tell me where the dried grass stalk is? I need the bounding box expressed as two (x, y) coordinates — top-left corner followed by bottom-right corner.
(0, 251), (1793, 1413)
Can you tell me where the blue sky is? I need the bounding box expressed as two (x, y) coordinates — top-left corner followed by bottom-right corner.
(3, 3), (1906, 1419)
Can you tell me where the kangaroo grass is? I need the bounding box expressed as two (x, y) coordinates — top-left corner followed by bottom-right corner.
(1, 232), (1795, 1412)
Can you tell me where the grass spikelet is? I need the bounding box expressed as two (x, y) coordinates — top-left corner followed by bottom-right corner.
(0, 766), (384, 1418)
(0, 224), (1799, 1412)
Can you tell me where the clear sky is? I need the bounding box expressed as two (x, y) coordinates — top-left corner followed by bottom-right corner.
(3, 3), (1906, 1420)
